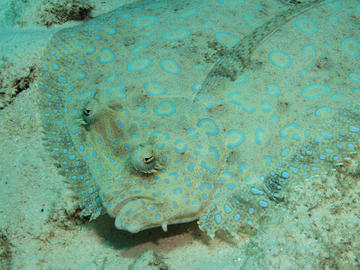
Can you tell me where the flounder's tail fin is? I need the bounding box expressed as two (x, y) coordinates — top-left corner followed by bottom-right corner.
(197, 0), (324, 98)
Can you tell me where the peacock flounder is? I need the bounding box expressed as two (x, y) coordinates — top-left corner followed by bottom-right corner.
(38, 0), (359, 239)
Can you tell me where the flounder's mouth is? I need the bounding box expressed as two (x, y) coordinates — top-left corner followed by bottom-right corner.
(113, 197), (197, 233)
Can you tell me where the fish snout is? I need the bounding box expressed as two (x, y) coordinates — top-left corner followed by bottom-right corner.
(114, 198), (165, 233)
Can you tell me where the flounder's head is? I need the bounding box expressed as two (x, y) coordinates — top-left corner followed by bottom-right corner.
(80, 92), (226, 233)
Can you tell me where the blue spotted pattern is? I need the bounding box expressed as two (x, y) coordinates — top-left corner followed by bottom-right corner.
(39, 0), (359, 239)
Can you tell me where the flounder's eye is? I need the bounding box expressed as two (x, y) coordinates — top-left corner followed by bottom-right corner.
(143, 155), (154, 164)
(81, 99), (99, 130)
(81, 107), (93, 130)
(84, 109), (91, 116)
(130, 145), (161, 174)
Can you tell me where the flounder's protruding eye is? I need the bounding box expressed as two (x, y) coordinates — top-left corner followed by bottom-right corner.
(81, 98), (100, 130)
(130, 144), (161, 174)
(143, 155), (154, 164)
(84, 109), (91, 116)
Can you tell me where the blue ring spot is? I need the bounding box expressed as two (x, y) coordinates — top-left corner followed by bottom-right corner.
(302, 84), (331, 99)
(76, 90), (96, 102)
(77, 71), (87, 80)
(160, 59), (181, 74)
(131, 44), (148, 55)
(324, 0), (340, 10)
(144, 81), (167, 96)
(174, 140), (188, 153)
(215, 32), (240, 47)
(86, 46), (96, 55)
(280, 123), (301, 141)
(128, 57), (152, 72)
(200, 183), (211, 191)
(327, 14), (338, 25)
(134, 106), (146, 112)
(154, 101), (175, 117)
(132, 16), (158, 28)
(161, 28), (190, 41)
(315, 107), (331, 116)
(295, 18), (318, 34)
(259, 201), (268, 208)
(262, 101), (271, 112)
(349, 73), (360, 83)
(281, 148), (290, 157)
(266, 83), (281, 97)
(280, 123), (299, 139)
(349, 126), (359, 132)
(106, 74), (119, 82)
(341, 38), (360, 58)
(107, 83), (126, 99)
(232, 73), (248, 86)
(228, 92), (242, 106)
(269, 51), (292, 69)
(227, 129), (245, 148)
(97, 48), (115, 63)
(302, 44), (316, 57)
(107, 26), (117, 35)
(178, 8), (199, 19)
(192, 82), (202, 93)
(197, 118), (219, 136)
(243, 14), (261, 29)
(264, 156), (271, 165)
(202, 20), (216, 30)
